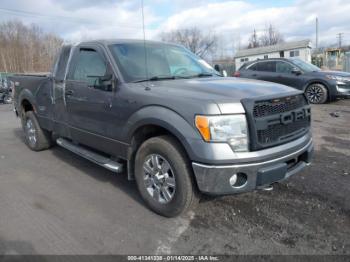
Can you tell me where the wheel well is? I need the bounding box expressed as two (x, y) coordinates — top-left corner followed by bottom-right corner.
(127, 124), (190, 180)
(21, 99), (33, 112)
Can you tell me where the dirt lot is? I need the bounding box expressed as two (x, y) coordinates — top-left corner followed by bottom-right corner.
(0, 100), (349, 255)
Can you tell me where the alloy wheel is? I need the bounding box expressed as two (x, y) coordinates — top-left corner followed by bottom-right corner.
(143, 154), (176, 204)
(25, 119), (37, 147)
(306, 85), (325, 104)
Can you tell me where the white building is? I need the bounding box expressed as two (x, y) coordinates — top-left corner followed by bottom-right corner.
(234, 40), (312, 69)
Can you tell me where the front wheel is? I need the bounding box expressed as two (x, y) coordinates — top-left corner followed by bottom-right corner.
(305, 83), (328, 104)
(134, 136), (199, 217)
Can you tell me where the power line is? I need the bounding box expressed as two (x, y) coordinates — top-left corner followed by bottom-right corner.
(0, 7), (143, 29)
(337, 33), (343, 48)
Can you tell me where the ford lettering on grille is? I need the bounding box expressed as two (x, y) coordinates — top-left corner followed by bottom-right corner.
(243, 94), (311, 150)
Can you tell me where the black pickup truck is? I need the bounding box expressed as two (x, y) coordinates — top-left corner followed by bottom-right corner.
(11, 40), (313, 217)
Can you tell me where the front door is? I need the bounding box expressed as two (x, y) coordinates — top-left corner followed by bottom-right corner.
(64, 45), (118, 153)
(275, 61), (304, 89)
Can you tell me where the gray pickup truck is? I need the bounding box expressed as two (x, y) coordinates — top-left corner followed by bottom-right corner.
(11, 40), (313, 217)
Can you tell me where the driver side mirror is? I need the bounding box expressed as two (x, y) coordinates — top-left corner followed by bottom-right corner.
(88, 74), (114, 92)
(291, 68), (302, 75)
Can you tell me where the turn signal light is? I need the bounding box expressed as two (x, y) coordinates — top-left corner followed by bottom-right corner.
(195, 116), (210, 142)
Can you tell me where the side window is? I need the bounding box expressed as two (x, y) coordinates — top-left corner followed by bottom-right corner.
(248, 63), (257, 71)
(276, 61), (294, 73)
(72, 49), (107, 86)
(257, 61), (276, 72)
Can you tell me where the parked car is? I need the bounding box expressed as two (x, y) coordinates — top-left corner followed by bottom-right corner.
(0, 79), (12, 104)
(11, 40), (313, 217)
(233, 58), (350, 104)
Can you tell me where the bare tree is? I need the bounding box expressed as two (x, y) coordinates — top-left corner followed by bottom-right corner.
(0, 20), (63, 73)
(247, 29), (259, 49)
(160, 27), (217, 58)
(259, 24), (284, 46)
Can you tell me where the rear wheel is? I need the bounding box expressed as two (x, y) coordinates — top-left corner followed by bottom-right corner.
(305, 83), (328, 104)
(22, 111), (53, 151)
(134, 135), (199, 217)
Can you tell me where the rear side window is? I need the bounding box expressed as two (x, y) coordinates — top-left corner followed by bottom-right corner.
(257, 61), (276, 72)
(247, 63), (257, 71)
(72, 49), (107, 86)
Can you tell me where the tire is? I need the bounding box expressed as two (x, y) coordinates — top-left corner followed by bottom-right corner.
(305, 83), (328, 104)
(22, 111), (53, 151)
(134, 135), (199, 217)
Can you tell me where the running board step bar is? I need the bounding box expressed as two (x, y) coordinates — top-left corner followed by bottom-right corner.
(56, 138), (123, 173)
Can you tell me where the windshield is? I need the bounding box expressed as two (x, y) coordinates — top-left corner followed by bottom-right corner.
(109, 42), (218, 82)
(290, 58), (321, 73)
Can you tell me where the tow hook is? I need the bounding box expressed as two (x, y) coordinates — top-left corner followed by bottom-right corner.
(259, 184), (274, 191)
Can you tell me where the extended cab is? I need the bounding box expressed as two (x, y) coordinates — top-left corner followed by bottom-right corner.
(11, 40), (313, 217)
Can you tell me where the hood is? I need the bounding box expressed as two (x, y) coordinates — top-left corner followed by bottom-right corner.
(313, 70), (350, 77)
(140, 77), (301, 114)
(147, 77), (300, 102)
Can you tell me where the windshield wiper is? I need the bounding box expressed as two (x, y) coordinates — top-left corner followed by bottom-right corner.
(132, 76), (176, 83)
(185, 72), (220, 78)
(132, 72), (220, 83)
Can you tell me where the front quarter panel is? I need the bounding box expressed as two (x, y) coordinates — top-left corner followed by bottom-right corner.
(123, 106), (201, 160)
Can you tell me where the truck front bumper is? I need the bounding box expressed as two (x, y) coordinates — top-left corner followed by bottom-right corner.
(192, 135), (313, 195)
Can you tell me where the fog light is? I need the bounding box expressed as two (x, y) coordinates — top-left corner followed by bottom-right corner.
(229, 174), (238, 186)
(229, 173), (247, 188)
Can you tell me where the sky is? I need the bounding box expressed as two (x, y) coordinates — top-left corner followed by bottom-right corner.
(0, 0), (349, 57)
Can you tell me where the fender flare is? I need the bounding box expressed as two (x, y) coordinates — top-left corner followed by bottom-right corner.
(124, 106), (200, 160)
(302, 79), (329, 91)
(18, 89), (37, 115)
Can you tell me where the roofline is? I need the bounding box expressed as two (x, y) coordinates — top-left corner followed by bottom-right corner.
(234, 46), (311, 59)
(65, 39), (180, 47)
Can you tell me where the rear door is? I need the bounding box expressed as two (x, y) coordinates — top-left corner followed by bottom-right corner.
(254, 61), (277, 82)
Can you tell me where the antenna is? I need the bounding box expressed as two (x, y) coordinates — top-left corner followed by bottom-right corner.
(337, 33), (343, 48)
(315, 17), (319, 49)
(141, 0), (149, 86)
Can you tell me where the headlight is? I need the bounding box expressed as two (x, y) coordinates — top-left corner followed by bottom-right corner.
(195, 115), (248, 152)
(326, 75), (350, 82)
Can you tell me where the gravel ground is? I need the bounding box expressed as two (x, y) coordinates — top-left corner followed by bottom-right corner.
(0, 99), (349, 255)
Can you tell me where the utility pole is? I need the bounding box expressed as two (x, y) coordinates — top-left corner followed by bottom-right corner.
(315, 17), (319, 49)
(337, 33), (343, 48)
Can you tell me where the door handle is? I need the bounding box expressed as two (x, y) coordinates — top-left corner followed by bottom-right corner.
(252, 74), (257, 77)
(65, 90), (74, 96)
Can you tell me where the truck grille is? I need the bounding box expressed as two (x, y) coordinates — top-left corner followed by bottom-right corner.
(253, 95), (306, 118)
(243, 94), (311, 150)
(257, 118), (309, 145)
